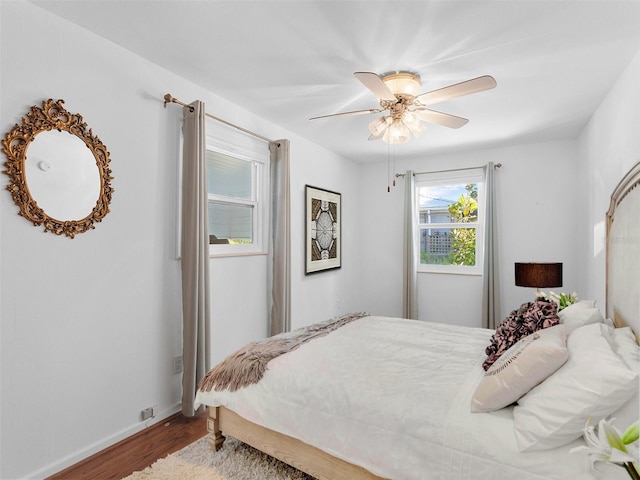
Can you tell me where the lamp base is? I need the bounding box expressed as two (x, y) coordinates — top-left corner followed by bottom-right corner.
(533, 288), (549, 300)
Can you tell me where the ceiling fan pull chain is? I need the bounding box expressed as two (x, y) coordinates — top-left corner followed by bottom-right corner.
(393, 146), (397, 187)
(387, 141), (391, 192)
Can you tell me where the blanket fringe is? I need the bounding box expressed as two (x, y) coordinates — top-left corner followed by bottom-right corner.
(198, 312), (369, 392)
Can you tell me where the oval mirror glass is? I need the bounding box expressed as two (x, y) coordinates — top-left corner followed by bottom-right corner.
(2, 99), (113, 238)
(25, 130), (101, 221)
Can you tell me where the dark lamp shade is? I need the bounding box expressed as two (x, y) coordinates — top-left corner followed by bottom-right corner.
(515, 262), (563, 288)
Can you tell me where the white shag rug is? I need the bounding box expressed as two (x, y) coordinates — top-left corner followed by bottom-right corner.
(122, 436), (316, 480)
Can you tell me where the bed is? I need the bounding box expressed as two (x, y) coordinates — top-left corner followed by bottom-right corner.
(195, 161), (640, 480)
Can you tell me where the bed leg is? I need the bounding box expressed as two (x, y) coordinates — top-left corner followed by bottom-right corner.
(206, 407), (225, 452)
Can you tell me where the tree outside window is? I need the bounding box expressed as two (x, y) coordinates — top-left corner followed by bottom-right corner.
(416, 172), (484, 275)
(447, 184), (478, 266)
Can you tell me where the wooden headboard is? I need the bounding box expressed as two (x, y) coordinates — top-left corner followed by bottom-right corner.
(606, 160), (640, 340)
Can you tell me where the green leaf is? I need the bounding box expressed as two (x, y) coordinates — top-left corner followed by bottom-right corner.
(623, 422), (639, 445)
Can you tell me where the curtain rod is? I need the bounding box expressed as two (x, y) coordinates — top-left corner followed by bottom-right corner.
(395, 163), (502, 178)
(163, 93), (277, 145)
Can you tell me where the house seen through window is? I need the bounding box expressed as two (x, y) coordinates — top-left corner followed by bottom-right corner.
(416, 170), (484, 274)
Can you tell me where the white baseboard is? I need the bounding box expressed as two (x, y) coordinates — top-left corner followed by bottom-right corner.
(27, 403), (182, 480)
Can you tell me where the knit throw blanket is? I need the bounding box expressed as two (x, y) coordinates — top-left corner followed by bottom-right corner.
(198, 312), (369, 393)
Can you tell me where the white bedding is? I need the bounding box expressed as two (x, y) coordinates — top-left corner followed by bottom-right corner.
(196, 316), (611, 479)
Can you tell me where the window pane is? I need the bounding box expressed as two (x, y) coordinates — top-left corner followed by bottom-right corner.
(418, 183), (478, 224)
(207, 150), (252, 200)
(419, 227), (476, 266)
(208, 202), (253, 244)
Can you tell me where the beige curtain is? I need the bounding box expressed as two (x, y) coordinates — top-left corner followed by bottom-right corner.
(403, 170), (418, 319)
(180, 101), (210, 417)
(269, 140), (291, 335)
(482, 162), (500, 329)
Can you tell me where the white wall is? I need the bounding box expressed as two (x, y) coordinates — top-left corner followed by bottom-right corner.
(0, 2), (361, 478)
(289, 142), (364, 329)
(578, 48), (640, 310)
(359, 140), (583, 326)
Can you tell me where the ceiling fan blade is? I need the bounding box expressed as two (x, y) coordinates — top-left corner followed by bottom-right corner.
(353, 72), (397, 101)
(415, 75), (496, 106)
(309, 108), (382, 121)
(415, 109), (469, 129)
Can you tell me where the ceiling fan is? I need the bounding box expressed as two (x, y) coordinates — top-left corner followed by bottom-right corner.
(309, 71), (497, 144)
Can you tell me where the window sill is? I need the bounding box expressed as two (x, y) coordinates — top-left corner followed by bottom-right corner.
(418, 268), (482, 276)
(209, 251), (268, 259)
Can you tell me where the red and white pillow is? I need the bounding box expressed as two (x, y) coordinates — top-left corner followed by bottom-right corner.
(483, 298), (559, 371)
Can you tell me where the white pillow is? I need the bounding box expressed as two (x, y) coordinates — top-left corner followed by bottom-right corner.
(566, 299), (596, 308)
(513, 322), (639, 452)
(471, 325), (568, 413)
(599, 322), (617, 351)
(558, 300), (603, 335)
(613, 327), (640, 369)
(609, 327), (640, 431)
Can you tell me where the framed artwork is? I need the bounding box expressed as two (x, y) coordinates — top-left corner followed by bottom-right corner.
(305, 185), (341, 274)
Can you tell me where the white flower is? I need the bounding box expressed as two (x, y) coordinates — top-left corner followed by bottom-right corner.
(549, 291), (578, 310)
(571, 418), (638, 468)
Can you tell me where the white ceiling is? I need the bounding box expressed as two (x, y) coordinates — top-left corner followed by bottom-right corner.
(30, 0), (640, 163)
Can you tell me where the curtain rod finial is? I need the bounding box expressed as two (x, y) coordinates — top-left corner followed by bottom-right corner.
(163, 93), (173, 108)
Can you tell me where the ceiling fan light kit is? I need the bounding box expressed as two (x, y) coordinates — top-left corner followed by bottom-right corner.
(368, 115), (391, 136)
(384, 118), (410, 144)
(381, 72), (422, 97)
(405, 116), (426, 138)
(310, 71), (497, 145)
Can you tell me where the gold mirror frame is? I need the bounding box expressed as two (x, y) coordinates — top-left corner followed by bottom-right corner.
(2, 99), (114, 238)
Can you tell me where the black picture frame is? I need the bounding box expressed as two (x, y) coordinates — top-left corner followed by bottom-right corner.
(305, 185), (341, 274)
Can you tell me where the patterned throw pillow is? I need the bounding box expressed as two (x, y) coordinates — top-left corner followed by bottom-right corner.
(471, 324), (568, 413)
(483, 298), (559, 371)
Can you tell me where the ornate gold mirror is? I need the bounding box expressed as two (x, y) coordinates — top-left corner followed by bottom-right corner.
(2, 99), (113, 238)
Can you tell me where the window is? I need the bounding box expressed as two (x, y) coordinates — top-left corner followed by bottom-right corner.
(205, 119), (270, 256)
(415, 169), (485, 274)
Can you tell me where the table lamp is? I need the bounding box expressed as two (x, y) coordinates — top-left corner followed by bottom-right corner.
(515, 262), (563, 297)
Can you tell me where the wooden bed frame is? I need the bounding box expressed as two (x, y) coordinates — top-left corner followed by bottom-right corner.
(205, 160), (640, 480)
(206, 405), (385, 479)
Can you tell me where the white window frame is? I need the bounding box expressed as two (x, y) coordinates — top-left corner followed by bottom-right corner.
(205, 119), (270, 257)
(415, 169), (485, 275)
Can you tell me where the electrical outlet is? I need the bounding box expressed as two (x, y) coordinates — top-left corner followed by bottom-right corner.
(173, 355), (183, 375)
(140, 407), (154, 421)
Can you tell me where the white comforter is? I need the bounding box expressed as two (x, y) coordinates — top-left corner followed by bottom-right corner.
(196, 316), (606, 480)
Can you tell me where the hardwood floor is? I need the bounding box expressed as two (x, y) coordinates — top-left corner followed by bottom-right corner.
(46, 410), (208, 480)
